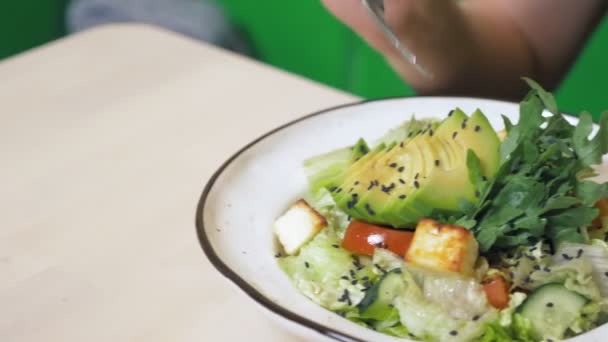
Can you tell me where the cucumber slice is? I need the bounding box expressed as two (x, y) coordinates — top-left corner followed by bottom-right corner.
(358, 269), (405, 320)
(518, 283), (587, 340)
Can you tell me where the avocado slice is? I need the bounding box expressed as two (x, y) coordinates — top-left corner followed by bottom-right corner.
(412, 109), (500, 213)
(332, 145), (388, 222)
(331, 109), (500, 228)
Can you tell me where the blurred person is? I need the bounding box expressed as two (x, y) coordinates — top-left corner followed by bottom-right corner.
(322, 0), (607, 100)
(67, 0), (252, 55)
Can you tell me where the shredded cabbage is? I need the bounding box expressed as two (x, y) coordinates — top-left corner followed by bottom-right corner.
(557, 242), (608, 298)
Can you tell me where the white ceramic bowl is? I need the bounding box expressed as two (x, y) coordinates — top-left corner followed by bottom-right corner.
(196, 97), (607, 342)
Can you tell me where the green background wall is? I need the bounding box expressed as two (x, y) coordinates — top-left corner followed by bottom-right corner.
(1, 1), (605, 117)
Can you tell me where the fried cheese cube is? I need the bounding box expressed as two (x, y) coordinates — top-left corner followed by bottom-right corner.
(405, 219), (479, 276)
(274, 199), (327, 255)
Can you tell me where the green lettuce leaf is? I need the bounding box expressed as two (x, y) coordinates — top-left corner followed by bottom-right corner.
(309, 187), (351, 238)
(278, 228), (377, 311)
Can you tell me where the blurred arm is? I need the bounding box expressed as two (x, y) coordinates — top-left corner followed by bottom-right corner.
(321, 0), (607, 99)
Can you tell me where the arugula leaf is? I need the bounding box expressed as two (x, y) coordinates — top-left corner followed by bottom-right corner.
(499, 93), (543, 162)
(573, 112), (601, 165)
(466, 149), (486, 193)
(501, 114), (514, 133)
(523, 77), (559, 115)
(576, 181), (608, 206)
(466, 81), (608, 252)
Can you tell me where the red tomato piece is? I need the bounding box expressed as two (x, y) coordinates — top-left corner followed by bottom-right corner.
(341, 220), (414, 257)
(482, 275), (510, 309)
(593, 198), (608, 227)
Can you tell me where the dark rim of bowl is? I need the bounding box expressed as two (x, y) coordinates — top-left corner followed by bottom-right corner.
(195, 95), (567, 342)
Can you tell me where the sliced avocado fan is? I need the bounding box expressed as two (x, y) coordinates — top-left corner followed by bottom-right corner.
(330, 109), (500, 228)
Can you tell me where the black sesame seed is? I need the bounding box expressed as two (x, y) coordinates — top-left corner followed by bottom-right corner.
(452, 131), (458, 139)
(562, 253), (573, 260)
(400, 142), (404, 148)
(474, 125), (481, 132)
(604, 271), (608, 277)
(389, 162), (398, 168)
(482, 176), (488, 181)
(329, 186), (337, 192)
(435, 159), (440, 166)
(450, 330), (458, 336)
(407, 132), (414, 138)
(544, 266), (551, 272)
(472, 315), (480, 321)
(399, 178), (405, 184)
(448, 109), (454, 117)
(350, 269), (356, 277)
(332, 244), (339, 249)
(429, 129), (434, 137)
(398, 166), (405, 172)
(546, 302), (554, 308)
(305, 262), (310, 268)
(533, 265), (541, 271)
(354, 181), (360, 185)
(336, 188), (342, 193)
(399, 195), (407, 199)
(274, 252), (282, 258)
(414, 181), (420, 189)
(374, 263), (387, 274)
(461, 119), (468, 129)
(351, 280), (358, 285)
(361, 276), (369, 281)
(367, 182), (374, 190)
(341, 276), (349, 280)
(415, 173), (419, 179)
(365, 203), (376, 215)
(394, 268), (402, 274)
(348, 188), (353, 193)
(408, 333), (415, 337)
(577, 249), (583, 258)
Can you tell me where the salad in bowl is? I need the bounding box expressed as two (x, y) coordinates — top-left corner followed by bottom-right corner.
(272, 80), (608, 342)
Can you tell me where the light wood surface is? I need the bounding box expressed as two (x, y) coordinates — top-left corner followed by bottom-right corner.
(0, 24), (357, 342)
